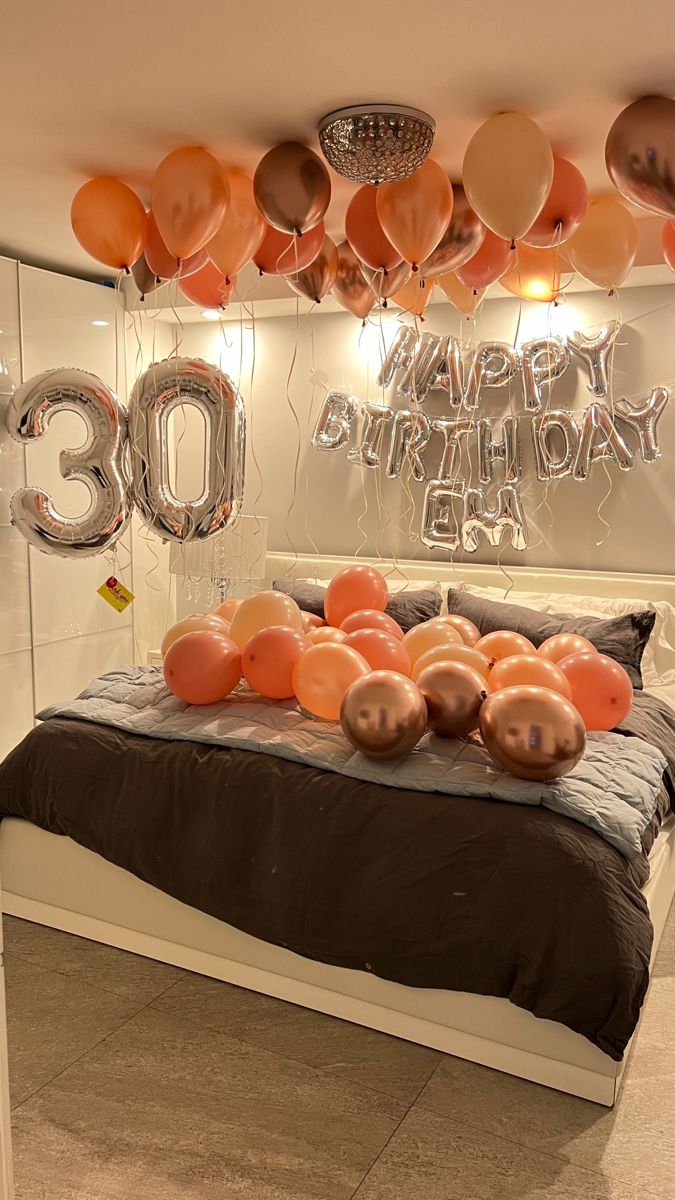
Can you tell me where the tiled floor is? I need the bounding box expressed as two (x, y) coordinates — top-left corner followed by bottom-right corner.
(3, 905), (674, 1200)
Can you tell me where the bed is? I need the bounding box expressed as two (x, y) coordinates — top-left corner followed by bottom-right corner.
(1, 553), (674, 1108)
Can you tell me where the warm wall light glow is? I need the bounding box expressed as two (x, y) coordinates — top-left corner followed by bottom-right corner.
(201, 309), (221, 321)
(218, 326), (255, 381)
(356, 314), (401, 371)
(523, 278), (555, 301)
(91, 319), (109, 327)
(516, 297), (582, 343)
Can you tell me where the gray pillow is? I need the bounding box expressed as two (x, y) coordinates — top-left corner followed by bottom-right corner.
(445, 588), (655, 689)
(273, 579), (441, 632)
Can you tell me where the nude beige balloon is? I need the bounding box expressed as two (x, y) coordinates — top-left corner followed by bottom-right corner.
(229, 590), (303, 649)
(566, 196), (638, 290)
(403, 621), (463, 667)
(392, 275), (433, 317)
(161, 613), (231, 657)
(463, 113), (554, 243)
(438, 272), (485, 315)
(152, 147), (230, 259)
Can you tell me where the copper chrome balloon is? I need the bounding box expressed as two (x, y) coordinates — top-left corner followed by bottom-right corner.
(340, 670), (427, 759)
(479, 684), (586, 782)
(417, 661), (488, 738)
(605, 95), (675, 219)
(421, 185), (486, 279)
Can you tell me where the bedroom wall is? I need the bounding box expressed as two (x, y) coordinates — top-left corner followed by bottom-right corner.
(173, 285), (675, 583)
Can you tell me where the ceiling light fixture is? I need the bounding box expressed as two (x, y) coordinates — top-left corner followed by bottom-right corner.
(91, 319), (109, 327)
(318, 104), (435, 185)
(201, 309), (221, 321)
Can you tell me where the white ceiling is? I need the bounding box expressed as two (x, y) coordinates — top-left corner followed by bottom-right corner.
(2, 0), (674, 279)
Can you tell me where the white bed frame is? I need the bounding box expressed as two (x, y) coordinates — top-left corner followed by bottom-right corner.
(2, 554), (675, 1108)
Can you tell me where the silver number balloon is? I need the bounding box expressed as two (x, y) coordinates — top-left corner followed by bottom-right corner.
(464, 342), (520, 410)
(520, 336), (570, 411)
(421, 479), (465, 552)
(386, 410), (431, 481)
(311, 390), (358, 450)
(347, 402), (393, 468)
(431, 417), (474, 482)
(614, 387), (669, 462)
(568, 322), (618, 398)
(477, 416), (522, 484)
(572, 402), (635, 481)
(376, 326), (417, 388)
(462, 485), (528, 553)
(6, 368), (131, 558)
(531, 409), (580, 480)
(128, 357), (245, 542)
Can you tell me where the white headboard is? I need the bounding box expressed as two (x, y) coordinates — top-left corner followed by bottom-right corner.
(266, 552), (675, 607)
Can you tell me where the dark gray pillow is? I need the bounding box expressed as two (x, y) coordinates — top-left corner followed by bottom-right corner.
(273, 579), (441, 632)
(445, 588), (655, 690)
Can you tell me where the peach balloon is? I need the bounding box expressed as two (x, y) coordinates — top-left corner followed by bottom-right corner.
(521, 155), (588, 248)
(489, 654), (573, 700)
(662, 220), (675, 272)
(438, 272), (485, 315)
(456, 230), (514, 291)
(566, 196), (638, 291)
(229, 590), (302, 649)
(538, 633), (597, 664)
(411, 643), (492, 684)
(214, 598), (243, 622)
(432, 614), (481, 646)
(324, 566), (388, 627)
(475, 630), (536, 662)
(376, 160), (453, 269)
(403, 621), (463, 667)
(179, 260), (235, 309)
(463, 113), (554, 243)
(343, 630), (411, 676)
(71, 178), (147, 270)
(242, 626), (309, 700)
(558, 652), (633, 731)
(253, 221), (325, 275)
(340, 609), (403, 640)
(161, 613), (230, 657)
(301, 611), (326, 632)
(207, 167), (266, 281)
(152, 147), (230, 259)
(392, 275), (433, 317)
(145, 212), (207, 280)
(163, 631), (241, 705)
(308, 626), (346, 645)
(500, 244), (563, 304)
(345, 184), (402, 273)
(292, 643), (370, 721)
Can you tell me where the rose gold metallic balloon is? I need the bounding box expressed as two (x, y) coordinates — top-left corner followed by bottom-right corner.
(605, 96), (675, 219)
(340, 670), (427, 760)
(286, 235), (339, 303)
(421, 186), (486, 279)
(332, 240), (377, 320)
(417, 661), (488, 738)
(360, 259), (412, 301)
(253, 142), (331, 235)
(479, 685), (586, 782)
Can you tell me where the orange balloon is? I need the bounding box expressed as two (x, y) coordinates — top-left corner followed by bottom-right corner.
(214, 598), (243, 622)
(558, 652), (633, 731)
(538, 632), (598, 664)
(456, 230), (514, 291)
(566, 196), (638, 290)
(376, 161), (453, 269)
(308, 626), (346, 645)
(403, 621), (463, 667)
(253, 221), (325, 275)
(662, 220), (675, 271)
(71, 178), (147, 270)
(431, 614), (481, 646)
(207, 167), (266, 281)
(301, 611), (326, 632)
(292, 643), (370, 720)
(340, 609), (403, 640)
(343, 629), (411, 675)
(489, 653), (573, 700)
(411, 642), (492, 684)
(438, 272), (485, 314)
(179, 261), (235, 309)
(345, 185), (402, 272)
(521, 155), (588, 248)
(161, 613), (230, 657)
(392, 275), (433, 317)
(242, 625), (309, 699)
(145, 212), (207, 280)
(325, 566), (388, 627)
(463, 113), (554, 242)
(475, 630), (536, 662)
(163, 631), (241, 704)
(230, 590), (302, 649)
(500, 244), (563, 303)
(152, 147), (230, 259)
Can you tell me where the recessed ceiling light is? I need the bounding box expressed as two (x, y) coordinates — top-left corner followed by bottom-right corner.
(91, 319), (109, 327)
(201, 309), (221, 321)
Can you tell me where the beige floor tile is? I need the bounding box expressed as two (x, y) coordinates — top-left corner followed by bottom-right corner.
(353, 1106), (663, 1199)
(5, 957), (141, 1107)
(3, 916), (185, 1003)
(11, 1006), (405, 1200)
(154, 971), (440, 1103)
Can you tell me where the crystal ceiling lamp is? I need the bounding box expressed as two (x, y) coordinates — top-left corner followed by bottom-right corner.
(318, 105), (436, 185)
